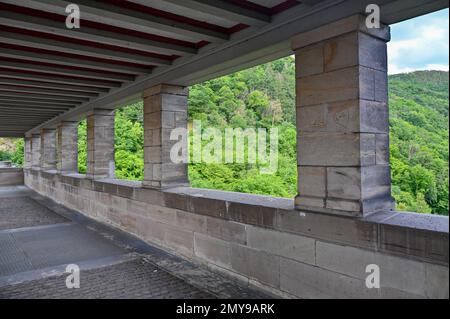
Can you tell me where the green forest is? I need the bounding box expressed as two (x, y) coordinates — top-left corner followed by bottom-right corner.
(1, 58), (448, 215)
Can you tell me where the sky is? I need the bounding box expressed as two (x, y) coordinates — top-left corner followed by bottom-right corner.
(388, 8), (449, 74)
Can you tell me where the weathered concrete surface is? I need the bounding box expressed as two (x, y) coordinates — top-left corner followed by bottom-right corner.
(24, 170), (449, 299)
(0, 169), (23, 187)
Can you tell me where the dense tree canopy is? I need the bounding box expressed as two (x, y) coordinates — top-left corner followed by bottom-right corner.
(3, 58), (448, 215)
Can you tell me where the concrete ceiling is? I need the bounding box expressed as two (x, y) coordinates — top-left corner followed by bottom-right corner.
(0, 0), (448, 137)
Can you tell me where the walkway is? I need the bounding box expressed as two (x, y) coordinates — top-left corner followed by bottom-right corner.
(0, 186), (271, 299)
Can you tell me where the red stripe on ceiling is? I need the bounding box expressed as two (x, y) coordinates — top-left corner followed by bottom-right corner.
(0, 57), (135, 77)
(0, 26), (176, 61)
(0, 67), (122, 86)
(1, 43), (156, 69)
(1, 3), (197, 48)
(229, 23), (250, 33)
(101, 0), (232, 34)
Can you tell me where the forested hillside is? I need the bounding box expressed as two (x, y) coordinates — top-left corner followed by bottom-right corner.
(389, 71), (449, 214)
(2, 58), (448, 215)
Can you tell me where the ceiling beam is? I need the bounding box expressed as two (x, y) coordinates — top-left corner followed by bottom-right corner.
(0, 78), (109, 94)
(0, 105), (70, 111)
(0, 60), (135, 82)
(0, 115), (59, 120)
(164, 0), (271, 26)
(0, 11), (198, 56)
(0, 31), (172, 67)
(0, 69), (122, 89)
(0, 84), (99, 98)
(0, 98), (79, 107)
(0, 91), (88, 102)
(0, 47), (153, 75)
(5, 0), (229, 43)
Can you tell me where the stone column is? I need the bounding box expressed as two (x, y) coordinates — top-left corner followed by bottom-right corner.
(292, 15), (394, 217)
(40, 128), (57, 171)
(142, 84), (189, 189)
(86, 109), (115, 179)
(31, 134), (41, 170)
(24, 136), (32, 169)
(57, 121), (78, 174)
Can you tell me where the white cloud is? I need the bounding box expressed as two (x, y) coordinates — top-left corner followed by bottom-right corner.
(425, 64), (449, 71)
(388, 14), (449, 74)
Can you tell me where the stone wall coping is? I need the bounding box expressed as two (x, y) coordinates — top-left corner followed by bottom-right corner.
(24, 169), (450, 234)
(165, 186), (294, 210)
(0, 168), (23, 173)
(25, 169), (449, 265)
(364, 210), (449, 233)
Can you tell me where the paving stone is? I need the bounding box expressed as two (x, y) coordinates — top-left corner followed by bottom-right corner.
(0, 196), (68, 231)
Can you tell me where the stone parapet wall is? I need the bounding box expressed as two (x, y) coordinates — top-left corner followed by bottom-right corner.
(0, 168), (24, 186)
(24, 169), (449, 299)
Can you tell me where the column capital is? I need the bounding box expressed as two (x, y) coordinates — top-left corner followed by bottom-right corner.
(86, 108), (115, 117)
(291, 14), (390, 51)
(142, 84), (188, 98)
(57, 121), (78, 127)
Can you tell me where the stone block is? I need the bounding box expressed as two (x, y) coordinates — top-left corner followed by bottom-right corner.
(294, 195), (325, 209)
(194, 233), (231, 268)
(375, 134), (390, 165)
(163, 191), (189, 211)
(176, 210), (206, 233)
(291, 15), (390, 51)
(276, 209), (378, 249)
(231, 244), (280, 288)
(206, 217), (247, 245)
(136, 216), (165, 244)
(425, 263), (449, 299)
(327, 167), (361, 200)
(297, 67), (361, 107)
(280, 257), (376, 299)
(164, 225), (194, 257)
(323, 32), (359, 72)
(189, 196), (227, 219)
(326, 198), (361, 213)
(143, 84), (188, 98)
(358, 32), (388, 72)
(247, 226), (316, 264)
(295, 43), (324, 77)
(315, 241), (427, 296)
(360, 100), (389, 133)
(298, 166), (326, 197)
(227, 202), (276, 229)
(361, 165), (391, 200)
(297, 132), (366, 166)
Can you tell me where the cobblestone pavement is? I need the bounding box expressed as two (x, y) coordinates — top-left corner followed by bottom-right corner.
(0, 258), (213, 299)
(0, 187), (273, 299)
(0, 196), (68, 230)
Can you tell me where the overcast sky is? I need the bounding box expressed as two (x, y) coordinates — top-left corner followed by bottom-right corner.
(388, 8), (449, 74)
